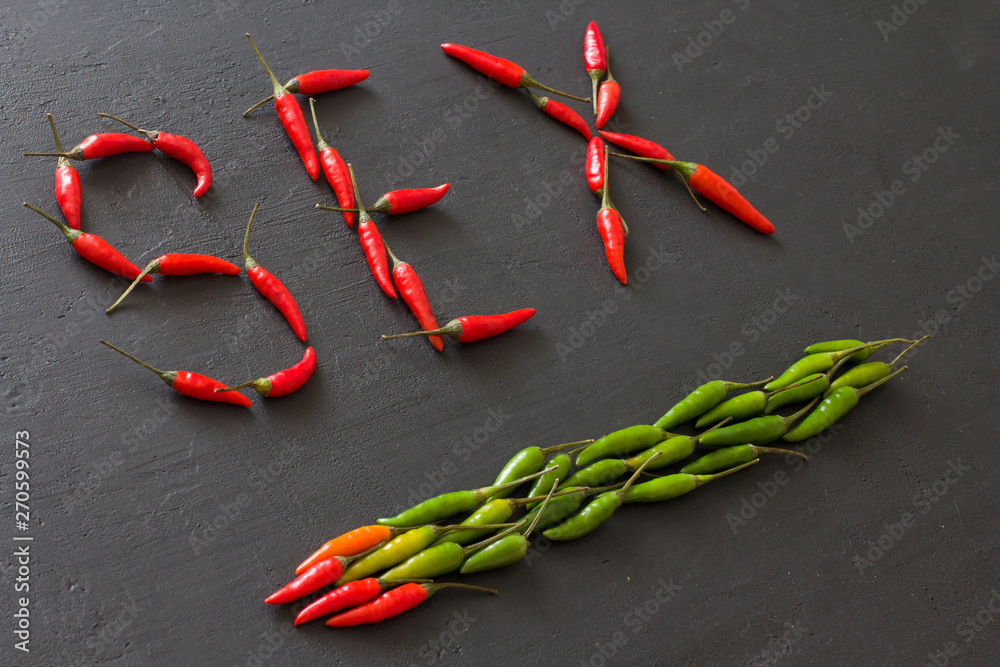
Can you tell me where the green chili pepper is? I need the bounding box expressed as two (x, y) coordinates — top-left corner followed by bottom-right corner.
(380, 541), (466, 580)
(490, 439), (592, 498)
(823, 336), (925, 397)
(557, 459), (627, 491)
(524, 453), (572, 509)
(543, 453), (660, 541)
(338, 523), (508, 584)
(460, 533), (527, 574)
(653, 378), (772, 431)
(622, 459), (758, 503)
(698, 399), (818, 447)
(459, 480), (558, 575)
(624, 418), (731, 471)
(694, 392), (768, 428)
(376, 466), (554, 527)
(763, 373), (827, 414)
(803, 339), (870, 361)
(575, 425), (670, 467)
(680, 445), (807, 475)
(784, 367), (908, 442)
(764, 339), (910, 392)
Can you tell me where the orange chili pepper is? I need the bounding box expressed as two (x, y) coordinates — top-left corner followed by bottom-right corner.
(296, 525), (395, 574)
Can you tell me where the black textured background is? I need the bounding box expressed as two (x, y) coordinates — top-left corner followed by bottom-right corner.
(3, 1), (999, 665)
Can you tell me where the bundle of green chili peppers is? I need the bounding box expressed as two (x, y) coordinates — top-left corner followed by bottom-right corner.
(271, 336), (926, 627)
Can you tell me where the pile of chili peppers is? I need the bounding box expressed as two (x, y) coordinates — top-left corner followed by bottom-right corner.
(268, 336), (926, 626)
(21, 108), (320, 404)
(441, 22), (776, 285)
(21, 35), (545, 409)
(242, 34), (536, 351)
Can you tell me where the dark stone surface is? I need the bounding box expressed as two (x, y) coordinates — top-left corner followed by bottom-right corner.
(3, 1), (998, 664)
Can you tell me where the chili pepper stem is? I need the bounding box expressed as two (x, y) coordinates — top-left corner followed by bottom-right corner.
(105, 261), (159, 313)
(618, 451), (662, 495)
(308, 98), (328, 150)
(540, 439), (595, 455)
(464, 518), (528, 556)
(523, 77), (590, 103)
(890, 335), (929, 367)
(46, 113), (65, 155)
(600, 145), (628, 235)
(346, 163), (372, 223)
(692, 416), (732, 442)
(609, 152), (673, 166)
(23, 151), (76, 158)
(214, 380), (256, 393)
(426, 583), (497, 596)
(855, 366), (908, 398)
(243, 94), (277, 116)
(731, 377), (774, 390)
(675, 171), (707, 211)
(245, 33), (286, 98)
(383, 240), (402, 269)
(752, 446), (808, 461)
(23, 202), (75, 239)
(99, 340), (172, 382)
(523, 480), (558, 539)
(97, 113), (155, 143)
(316, 204), (360, 213)
(243, 202), (261, 266)
(840, 338), (915, 361)
(695, 458), (759, 487)
(786, 397), (821, 427)
(382, 322), (462, 340)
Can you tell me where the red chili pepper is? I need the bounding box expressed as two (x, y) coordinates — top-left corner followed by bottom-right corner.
(308, 98), (355, 227)
(440, 43), (590, 103)
(384, 244), (444, 351)
(596, 146), (628, 284)
(266, 556), (351, 605)
(22, 203), (152, 282)
(586, 136), (606, 197)
(215, 346), (316, 398)
(598, 130), (674, 169)
(243, 68), (370, 116)
(42, 114), (83, 230)
(97, 113), (212, 197)
(584, 21), (607, 114)
(325, 582), (496, 627)
(296, 578), (405, 626)
(682, 162), (775, 234)
(246, 34), (319, 180)
(613, 155), (775, 234)
(291, 69), (370, 94)
(348, 164), (398, 299)
(242, 203), (308, 341)
(25, 132), (154, 161)
(296, 526), (395, 575)
(526, 90), (592, 140)
(105, 253), (241, 313)
(99, 340), (252, 407)
(370, 184), (451, 214)
(595, 51), (620, 130)
(315, 184), (450, 216)
(382, 308), (536, 345)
